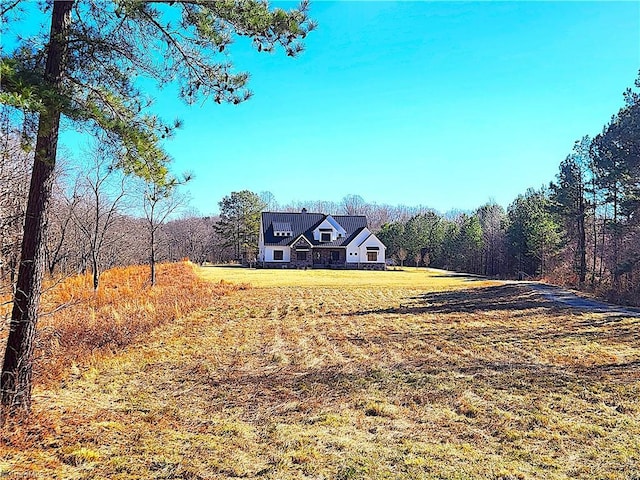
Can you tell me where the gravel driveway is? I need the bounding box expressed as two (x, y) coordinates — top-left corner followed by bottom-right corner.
(520, 281), (640, 317)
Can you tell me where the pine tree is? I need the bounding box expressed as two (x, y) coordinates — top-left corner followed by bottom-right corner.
(214, 190), (266, 263)
(550, 137), (591, 285)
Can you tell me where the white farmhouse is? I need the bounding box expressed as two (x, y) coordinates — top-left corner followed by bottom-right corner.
(258, 209), (386, 270)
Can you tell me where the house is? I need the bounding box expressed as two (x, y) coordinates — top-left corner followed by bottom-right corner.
(258, 210), (386, 270)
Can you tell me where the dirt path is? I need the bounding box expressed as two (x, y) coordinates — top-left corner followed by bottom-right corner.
(516, 281), (640, 317)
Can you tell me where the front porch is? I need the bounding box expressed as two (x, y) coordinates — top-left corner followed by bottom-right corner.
(311, 248), (345, 268)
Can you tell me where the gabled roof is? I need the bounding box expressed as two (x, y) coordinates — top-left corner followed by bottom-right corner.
(261, 212), (368, 247)
(358, 232), (375, 247)
(318, 215), (347, 236)
(290, 233), (313, 247)
(356, 231), (385, 248)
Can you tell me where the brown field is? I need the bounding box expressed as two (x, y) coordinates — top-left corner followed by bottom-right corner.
(1, 266), (639, 479)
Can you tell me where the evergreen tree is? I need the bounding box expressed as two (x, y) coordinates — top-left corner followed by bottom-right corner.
(455, 214), (484, 274)
(440, 220), (461, 271)
(507, 188), (561, 277)
(550, 136), (591, 285)
(214, 190), (266, 263)
(377, 222), (405, 261)
(590, 71), (640, 291)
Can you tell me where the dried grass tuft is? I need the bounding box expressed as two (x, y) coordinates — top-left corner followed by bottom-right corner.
(30, 261), (246, 385)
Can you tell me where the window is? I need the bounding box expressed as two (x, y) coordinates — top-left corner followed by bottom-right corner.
(321, 232), (331, 242)
(297, 251), (307, 261)
(331, 251), (340, 262)
(367, 251), (378, 262)
(274, 250), (284, 261)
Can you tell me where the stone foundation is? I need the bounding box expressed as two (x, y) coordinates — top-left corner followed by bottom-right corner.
(349, 262), (386, 271)
(259, 262), (385, 270)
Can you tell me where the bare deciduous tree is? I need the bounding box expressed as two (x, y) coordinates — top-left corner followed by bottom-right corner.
(143, 182), (185, 286)
(70, 143), (128, 290)
(397, 247), (408, 267)
(0, 114), (31, 289)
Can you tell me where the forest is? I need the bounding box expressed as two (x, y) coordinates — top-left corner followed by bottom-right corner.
(1, 71), (639, 306)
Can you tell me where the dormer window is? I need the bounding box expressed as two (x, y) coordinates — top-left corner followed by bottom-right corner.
(319, 228), (332, 242)
(313, 216), (347, 242)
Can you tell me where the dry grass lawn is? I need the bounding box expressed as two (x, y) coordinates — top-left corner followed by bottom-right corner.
(1, 266), (639, 479)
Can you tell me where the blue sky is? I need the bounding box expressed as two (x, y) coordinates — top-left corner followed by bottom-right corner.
(70, 2), (640, 214)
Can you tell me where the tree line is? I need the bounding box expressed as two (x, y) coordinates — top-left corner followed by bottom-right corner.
(0, 151), (440, 290)
(0, 129), (220, 291)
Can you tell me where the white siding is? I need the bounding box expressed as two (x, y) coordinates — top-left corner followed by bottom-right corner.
(312, 216), (347, 242)
(358, 234), (386, 263)
(264, 246), (290, 262)
(346, 228), (372, 263)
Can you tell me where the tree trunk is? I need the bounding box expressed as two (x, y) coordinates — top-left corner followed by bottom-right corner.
(1, 1), (73, 413)
(150, 225), (156, 286)
(150, 248), (156, 286)
(599, 213), (606, 280)
(577, 190), (587, 285)
(612, 188), (620, 289)
(590, 183), (598, 288)
(92, 252), (100, 291)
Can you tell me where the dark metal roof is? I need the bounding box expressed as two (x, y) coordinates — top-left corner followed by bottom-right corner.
(262, 212), (368, 247)
(272, 222), (292, 232)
